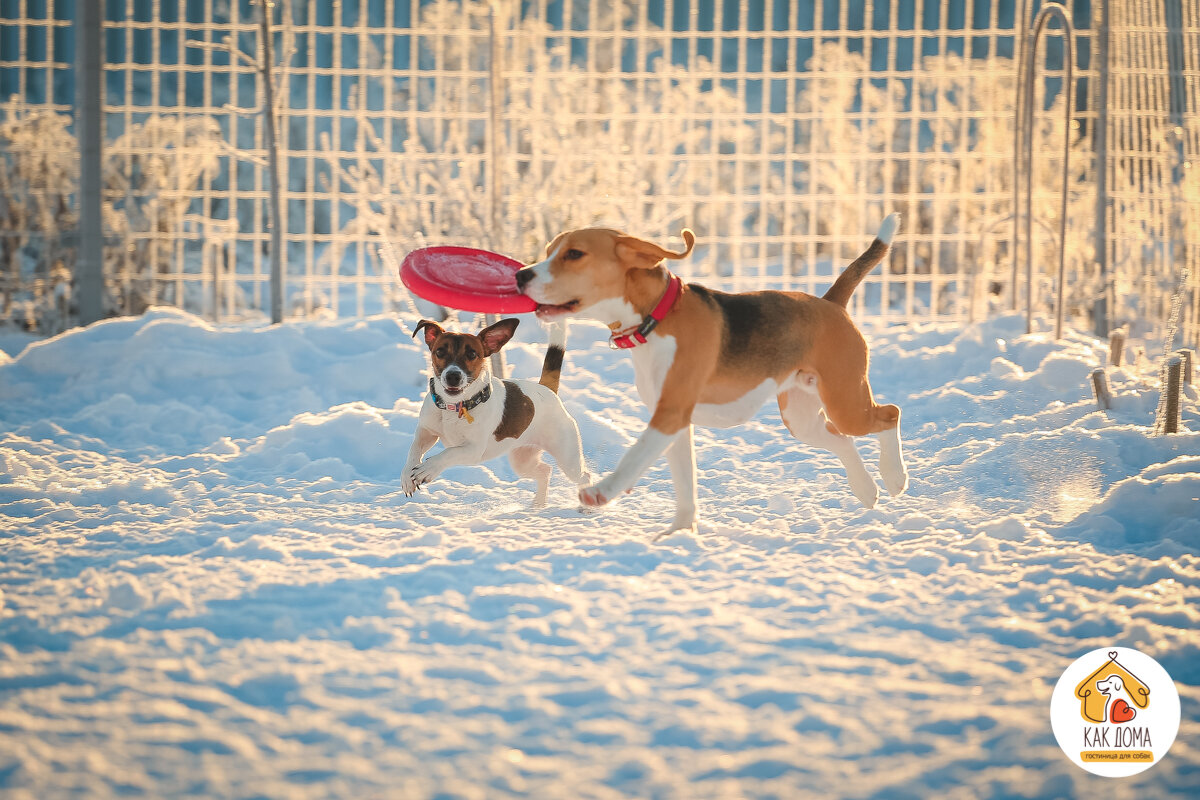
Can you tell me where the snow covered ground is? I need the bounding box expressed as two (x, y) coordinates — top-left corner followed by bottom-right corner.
(1, 307), (1197, 799)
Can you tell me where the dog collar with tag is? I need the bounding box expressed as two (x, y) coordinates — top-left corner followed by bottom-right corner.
(609, 273), (683, 350)
(429, 378), (491, 423)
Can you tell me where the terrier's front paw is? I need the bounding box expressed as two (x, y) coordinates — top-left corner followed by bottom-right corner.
(409, 461), (441, 490)
(401, 466), (419, 496)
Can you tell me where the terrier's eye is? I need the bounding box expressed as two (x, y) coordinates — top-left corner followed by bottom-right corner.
(564, 248), (584, 261)
(465, 349), (477, 360)
(435, 348), (447, 358)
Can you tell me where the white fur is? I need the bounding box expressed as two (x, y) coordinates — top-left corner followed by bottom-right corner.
(662, 425), (698, 535)
(522, 245), (559, 293)
(877, 425), (908, 496)
(579, 296), (642, 329)
(402, 369), (591, 507)
(877, 213), (900, 245)
(693, 377), (786, 428)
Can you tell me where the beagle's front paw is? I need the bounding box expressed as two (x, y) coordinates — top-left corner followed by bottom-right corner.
(579, 475), (630, 508)
(578, 484), (610, 507)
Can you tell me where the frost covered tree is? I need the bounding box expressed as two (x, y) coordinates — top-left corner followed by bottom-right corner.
(104, 116), (223, 315)
(0, 100), (222, 328)
(0, 100), (77, 331)
(335, 0), (746, 277)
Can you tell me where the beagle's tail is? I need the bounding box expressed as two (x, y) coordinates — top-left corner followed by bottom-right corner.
(539, 321), (567, 393)
(822, 214), (899, 309)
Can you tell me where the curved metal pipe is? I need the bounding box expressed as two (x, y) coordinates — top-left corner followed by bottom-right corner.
(1014, 2), (1075, 339)
(1011, 0), (1030, 311)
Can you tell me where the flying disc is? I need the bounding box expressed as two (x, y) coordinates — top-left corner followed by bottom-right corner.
(399, 246), (537, 314)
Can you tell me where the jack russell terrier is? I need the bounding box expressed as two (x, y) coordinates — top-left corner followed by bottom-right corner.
(402, 317), (591, 507)
(514, 215), (907, 535)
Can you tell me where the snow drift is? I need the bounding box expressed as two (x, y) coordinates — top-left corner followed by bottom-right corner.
(0, 308), (1197, 798)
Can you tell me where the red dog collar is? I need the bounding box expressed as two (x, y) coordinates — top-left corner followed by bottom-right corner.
(609, 273), (683, 350)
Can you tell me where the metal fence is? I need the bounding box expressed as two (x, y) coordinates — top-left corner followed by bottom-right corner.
(0, 0), (1196, 349)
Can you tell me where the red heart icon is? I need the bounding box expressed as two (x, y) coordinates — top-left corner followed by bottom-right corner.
(1110, 699), (1136, 723)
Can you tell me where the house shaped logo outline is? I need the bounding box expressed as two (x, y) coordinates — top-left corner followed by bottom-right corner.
(1074, 650), (1151, 723)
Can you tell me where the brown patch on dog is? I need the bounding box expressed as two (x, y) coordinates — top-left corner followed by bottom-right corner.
(494, 381), (535, 441)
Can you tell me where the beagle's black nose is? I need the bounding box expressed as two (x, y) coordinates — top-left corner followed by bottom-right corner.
(515, 268), (534, 290)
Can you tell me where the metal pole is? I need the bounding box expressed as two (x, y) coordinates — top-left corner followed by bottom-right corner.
(76, 0), (104, 325)
(1093, 0), (1111, 337)
(485, 1), (506, 378)
(260, 0), (284, 325)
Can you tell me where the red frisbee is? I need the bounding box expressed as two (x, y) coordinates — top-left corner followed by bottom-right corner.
(399, 246), (537, 314)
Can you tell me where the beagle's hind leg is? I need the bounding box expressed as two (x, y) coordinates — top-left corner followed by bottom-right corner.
(778, 387), (879, 508)
(510, 446), (552, 509)
(877, 415), (909, 497)
(814, 369), (907, 497)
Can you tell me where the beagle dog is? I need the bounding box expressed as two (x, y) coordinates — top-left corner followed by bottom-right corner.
(402, 318), (591, 508)
(514, 216), (907, 535)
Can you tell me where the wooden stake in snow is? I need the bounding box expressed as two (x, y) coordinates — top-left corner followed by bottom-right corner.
(1090, 368), (1112, 411)
(1108, 328), (1126, 367)
(260, 0), (284, 325)
(1177, 348), (1194, 386)
(1162, 356), (1183, 434)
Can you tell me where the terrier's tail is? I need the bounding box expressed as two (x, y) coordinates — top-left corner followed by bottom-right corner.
(539, 322), (567, 393)
(822, 214), (899, 308)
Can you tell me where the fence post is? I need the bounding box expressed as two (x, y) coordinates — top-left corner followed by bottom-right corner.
(76, 1), (104, 325)
(1089, 368), (1112, 410)
(1109, 328), (1126, 367)
(260, 0), (284, 325)
(1162, 356), (1183, 434)
(1093, 1), (1110, 338)
(485, 1), (506, 378)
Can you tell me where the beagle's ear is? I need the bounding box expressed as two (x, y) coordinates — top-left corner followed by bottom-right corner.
(615, 229), (696, 269)
(412, 319), (444, 348)
(478, 317), (520, 356)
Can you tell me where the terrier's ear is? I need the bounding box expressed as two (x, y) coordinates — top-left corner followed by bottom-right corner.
(615, 229), (696, 269)
(412, 319), (444, 349)
(478, 317), (520, 356)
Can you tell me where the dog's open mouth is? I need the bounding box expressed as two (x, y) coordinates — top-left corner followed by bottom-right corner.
(443, 385), (464, 396)
(534, 300), (580, 320)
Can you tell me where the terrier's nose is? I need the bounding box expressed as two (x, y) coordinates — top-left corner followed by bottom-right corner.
(444, 370), (463, 387)
(515, 269), (534, 290)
